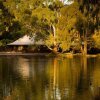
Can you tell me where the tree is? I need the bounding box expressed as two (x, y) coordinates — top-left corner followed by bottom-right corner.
(74, 0), (100, 55)
(3, 0), (100, 53)
(58, 2), (83, 52)
(0, 0), (14, 46)
(0, 0), (24, 46)
(4, 0), (65, 52)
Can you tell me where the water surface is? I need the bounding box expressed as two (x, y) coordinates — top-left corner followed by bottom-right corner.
(0, 55), (100, 100)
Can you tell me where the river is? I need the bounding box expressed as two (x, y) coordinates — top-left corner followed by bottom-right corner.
(0, 55), (100, 100)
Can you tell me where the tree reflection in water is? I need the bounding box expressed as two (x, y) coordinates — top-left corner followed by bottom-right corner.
(0, 56), (100, 100)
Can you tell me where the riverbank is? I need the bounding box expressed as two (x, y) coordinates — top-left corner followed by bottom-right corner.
(0, 52), (48, 56)
(57, 53), (100, 58)
(0, 52), (100, 58)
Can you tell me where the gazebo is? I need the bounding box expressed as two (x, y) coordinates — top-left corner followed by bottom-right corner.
(7, 35), (45, 52)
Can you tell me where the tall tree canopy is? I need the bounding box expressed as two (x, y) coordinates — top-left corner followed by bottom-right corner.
(0, 0), (99, 53)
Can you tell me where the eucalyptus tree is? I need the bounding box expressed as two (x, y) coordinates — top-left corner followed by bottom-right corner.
(56, 2), (83, 52)
(5, 0), (99, 53)
(4, 0), (73, 52)
(73, 0), (100, 54)
(30, 0), (81, 52)
(0, 0), (15, 46)
(0, 0), (11, 45)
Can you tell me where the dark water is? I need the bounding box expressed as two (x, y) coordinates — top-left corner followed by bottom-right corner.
(0, 55), (100, 100)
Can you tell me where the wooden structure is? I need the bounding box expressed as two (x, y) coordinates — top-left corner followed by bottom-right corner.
(7, 35), (45, 52)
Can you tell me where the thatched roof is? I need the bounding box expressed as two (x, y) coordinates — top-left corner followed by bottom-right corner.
(8, 35), (44, 45)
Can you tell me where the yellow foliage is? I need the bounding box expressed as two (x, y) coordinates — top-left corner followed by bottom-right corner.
(45, 34), (55, 47)
(93, 30), (100, 48)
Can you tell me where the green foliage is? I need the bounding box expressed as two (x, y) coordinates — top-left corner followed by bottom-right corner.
(0, 1), (24, 46)
(56, 2), (83, 51)
(0, 0), (99, 52)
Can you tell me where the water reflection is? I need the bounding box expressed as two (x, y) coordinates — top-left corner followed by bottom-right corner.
(0, 56), (100, 100)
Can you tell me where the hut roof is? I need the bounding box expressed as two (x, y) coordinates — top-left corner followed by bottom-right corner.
(8, 35), (44, 45)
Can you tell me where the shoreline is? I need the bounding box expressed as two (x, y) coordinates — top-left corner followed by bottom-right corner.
(0, 52), (100, 57)
(0, 52), (48, 56)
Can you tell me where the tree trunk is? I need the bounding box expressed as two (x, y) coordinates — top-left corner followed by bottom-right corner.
(83, 39), (87, 55)
(52, 25), (58, 53)
(82, 28), (87, 56)
(81, 39), (87, 56)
